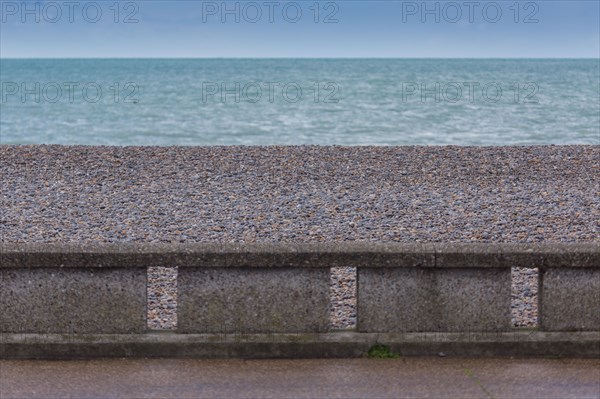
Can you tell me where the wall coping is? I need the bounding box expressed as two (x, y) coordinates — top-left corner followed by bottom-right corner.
(1, 242), (598, 268)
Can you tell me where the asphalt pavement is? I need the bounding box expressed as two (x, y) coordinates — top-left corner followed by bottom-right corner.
(1, 357), (599, 398)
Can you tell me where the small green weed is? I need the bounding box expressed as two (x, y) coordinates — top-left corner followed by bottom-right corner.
(367, 344), (400, 359)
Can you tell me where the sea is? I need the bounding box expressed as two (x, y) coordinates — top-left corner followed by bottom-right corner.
(1, 58), (598, 146)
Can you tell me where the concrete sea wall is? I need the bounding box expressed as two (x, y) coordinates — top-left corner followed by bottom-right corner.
(1, 242), (598, 358)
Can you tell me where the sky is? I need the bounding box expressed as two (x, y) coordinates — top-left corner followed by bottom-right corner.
(0, 0), (599, 58)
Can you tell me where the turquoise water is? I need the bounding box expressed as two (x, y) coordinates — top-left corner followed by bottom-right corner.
(1, 59), (598, 145)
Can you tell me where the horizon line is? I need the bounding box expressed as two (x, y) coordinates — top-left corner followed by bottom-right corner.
(1, 56), (598, 60)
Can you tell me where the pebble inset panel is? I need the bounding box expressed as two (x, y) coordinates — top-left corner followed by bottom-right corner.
(511, 267), (538, 328)
(177, 268), (330, 333)
(330, 267), (357, 329)
(147, 267), (178, 330)
(0, 268), (146, 334)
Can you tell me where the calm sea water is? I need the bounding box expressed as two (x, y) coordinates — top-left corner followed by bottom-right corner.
(1, 59), (598, 146)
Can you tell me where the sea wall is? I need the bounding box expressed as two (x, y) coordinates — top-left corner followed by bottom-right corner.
(1, 242), (598, 358)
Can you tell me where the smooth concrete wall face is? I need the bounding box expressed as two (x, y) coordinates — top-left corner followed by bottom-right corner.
(540, 268), (600, 331)
(178, 268), (330, 333)
(0, 268), (147, 334)
(357, 268), (511, 332)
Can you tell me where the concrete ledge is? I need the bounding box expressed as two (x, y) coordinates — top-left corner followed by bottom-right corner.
(1, 331), (598, 359)
(433, 243), (600, 268)
(1, 243), (598, 269)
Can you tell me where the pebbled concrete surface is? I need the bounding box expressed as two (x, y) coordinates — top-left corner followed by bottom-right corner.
(0, 268), (146, 334)
(357, 268), (511, 332)
(540, 268), (600, 331)
(1, 358), (598, 399)
(177, 267), (330, 333)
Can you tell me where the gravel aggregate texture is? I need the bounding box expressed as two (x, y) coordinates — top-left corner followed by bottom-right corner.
(2, 145), (598, 330)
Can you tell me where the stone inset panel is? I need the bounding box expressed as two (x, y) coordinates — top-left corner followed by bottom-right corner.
(358, 268), (511, 332)
(540, 268), (600, 331)
(178, 268), (330, 333)
(0, 268), (147, 333)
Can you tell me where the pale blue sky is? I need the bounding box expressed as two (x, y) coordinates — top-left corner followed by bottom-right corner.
(1, 1), (599, 58)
